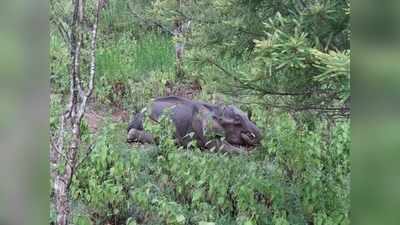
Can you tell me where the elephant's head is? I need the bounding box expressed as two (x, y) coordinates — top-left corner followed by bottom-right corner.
(213, 105), (262, 148)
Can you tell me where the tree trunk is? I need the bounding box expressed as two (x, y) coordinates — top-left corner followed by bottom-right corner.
(50, 0), (102, 224)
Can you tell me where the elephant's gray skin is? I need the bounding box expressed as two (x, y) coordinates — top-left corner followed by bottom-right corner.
(127, 96), (262, 154)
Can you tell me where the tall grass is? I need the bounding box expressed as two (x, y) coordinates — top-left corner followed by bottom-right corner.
(95, 33), (175, 108)
(100, 0), (157, 35)
(97, 33), (174, 81)
(100, 0), (137, 34)
(134, 34), (175, 75)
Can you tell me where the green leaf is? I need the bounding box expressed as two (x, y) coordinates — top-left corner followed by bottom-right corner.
(176, 214), (185, 224)
(192, 190), (203, 202)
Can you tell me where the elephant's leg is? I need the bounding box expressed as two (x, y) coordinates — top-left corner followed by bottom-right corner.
(127, 128), (155, 144)
(205, 139), (247, 154)
(191, 116), (208, 148)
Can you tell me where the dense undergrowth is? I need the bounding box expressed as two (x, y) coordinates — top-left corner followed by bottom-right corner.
(50, 77), (350, 225)
(50, 0), (350, 224)
(49, 104), (349, 225)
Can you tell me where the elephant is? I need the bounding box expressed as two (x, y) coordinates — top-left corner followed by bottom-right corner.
(127, 96), (262, 154)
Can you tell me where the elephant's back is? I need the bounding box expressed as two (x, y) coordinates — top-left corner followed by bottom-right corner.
(149, 96), (196, 121)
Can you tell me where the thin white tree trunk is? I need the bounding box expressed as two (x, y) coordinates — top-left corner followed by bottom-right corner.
(51, 0), (103, 224)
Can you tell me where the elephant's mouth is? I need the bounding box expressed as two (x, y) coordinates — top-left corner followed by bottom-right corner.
(240, 131), (258, 146)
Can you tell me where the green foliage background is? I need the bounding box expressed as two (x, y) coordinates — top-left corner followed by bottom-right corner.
(50, 0), (350, 224)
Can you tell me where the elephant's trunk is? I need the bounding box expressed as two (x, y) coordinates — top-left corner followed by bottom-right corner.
(242, 122), (262, 146)
(127, 128), (155, 144)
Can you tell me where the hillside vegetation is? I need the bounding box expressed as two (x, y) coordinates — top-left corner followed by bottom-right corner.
(50, 0), (350, 224)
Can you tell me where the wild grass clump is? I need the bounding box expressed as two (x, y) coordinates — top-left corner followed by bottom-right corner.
(96, 33), (174, 81)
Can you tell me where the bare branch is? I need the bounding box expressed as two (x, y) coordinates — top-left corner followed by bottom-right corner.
(50, 136), (75, 170)
(78, 0), (101, 121)
(67, 0), (85, 122)
(57, 113), (65, 150)
(50, 140), (66, 163)
(86, 0), (101, 99)
(76, 0), (85, 100)
(75, 144), (95, 169)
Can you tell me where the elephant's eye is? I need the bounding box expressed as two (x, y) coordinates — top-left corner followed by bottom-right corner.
(234, 114), (242, 121)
